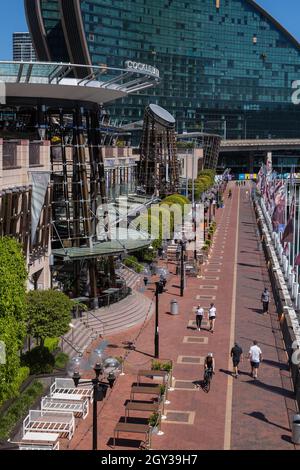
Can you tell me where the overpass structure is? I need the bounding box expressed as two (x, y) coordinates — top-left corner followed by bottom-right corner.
(220, 139), (300, 152)
(219, 139), (300, 175)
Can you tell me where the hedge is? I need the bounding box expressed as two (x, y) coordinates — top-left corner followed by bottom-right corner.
(44, 337), (60, 353)
(54, 352), (69, 370)
(0, 380), (44, 439)
(123, 256), (144, 273)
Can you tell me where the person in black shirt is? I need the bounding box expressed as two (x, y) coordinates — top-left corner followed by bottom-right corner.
(231, 343), (243, 378)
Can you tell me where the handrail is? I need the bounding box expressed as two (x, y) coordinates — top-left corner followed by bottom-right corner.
(119, 262), (143, 276)
(60, 336), (83, 356)
(86, 310), (107, 337)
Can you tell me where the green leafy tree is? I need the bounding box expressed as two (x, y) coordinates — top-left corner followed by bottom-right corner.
(27, 290), (73, 347)
(0, 238), (28, 404)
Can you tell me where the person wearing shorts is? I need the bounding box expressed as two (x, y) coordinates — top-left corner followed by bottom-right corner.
(195, 305), (204, 331)
(248, 340), (263, 379)
(231, 342), (243, 378)
(208, 303), (217, 333)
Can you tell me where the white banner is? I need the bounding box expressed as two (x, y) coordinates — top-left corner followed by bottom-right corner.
(30, 172), (51, 244)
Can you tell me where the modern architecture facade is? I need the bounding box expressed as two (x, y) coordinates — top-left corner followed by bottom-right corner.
(13, 32), (36, 62)
(0, 60), (157, 304)
(26, 0), (300, 139)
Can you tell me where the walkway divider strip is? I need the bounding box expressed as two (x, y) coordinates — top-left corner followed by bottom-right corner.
(224, 187), (240, 451)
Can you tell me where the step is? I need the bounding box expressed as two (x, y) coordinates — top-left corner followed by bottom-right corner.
(60, 291), (154, 356)
(87, 300), (151, 330)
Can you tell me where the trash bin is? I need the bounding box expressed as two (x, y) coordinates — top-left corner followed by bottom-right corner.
(292, 414), (300, 445)
(170, 300), (179, 315)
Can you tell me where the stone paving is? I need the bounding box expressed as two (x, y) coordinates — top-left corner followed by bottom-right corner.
(62, 183), (298, 451)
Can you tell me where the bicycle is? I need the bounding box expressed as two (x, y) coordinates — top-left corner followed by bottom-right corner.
(203, 367), (214, 392)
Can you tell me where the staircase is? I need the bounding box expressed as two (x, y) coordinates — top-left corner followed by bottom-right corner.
(60, 318), (99, 358)
(60, 291), (154, 358)
(116, 264), (143, 290)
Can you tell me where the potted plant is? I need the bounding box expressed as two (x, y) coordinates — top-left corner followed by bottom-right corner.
(151, 360), (172, 382)
(148, 412), (161, 435)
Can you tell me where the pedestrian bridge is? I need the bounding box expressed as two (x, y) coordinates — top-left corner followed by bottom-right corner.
(220, 139), (300, 152)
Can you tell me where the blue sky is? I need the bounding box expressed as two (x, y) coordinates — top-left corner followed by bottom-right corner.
(0, 0), (300, 60)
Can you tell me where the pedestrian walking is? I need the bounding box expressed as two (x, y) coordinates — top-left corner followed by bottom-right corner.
(248, 340), (263, 379)
(231, 342), (243, 378)
(143, 276), (149, 287)
(261, 287), (270, 314)
(195, 305), (204, 331)
(208, 303), (217, 333)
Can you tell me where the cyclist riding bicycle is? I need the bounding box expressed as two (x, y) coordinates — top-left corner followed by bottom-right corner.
(204, 353), (215, 382)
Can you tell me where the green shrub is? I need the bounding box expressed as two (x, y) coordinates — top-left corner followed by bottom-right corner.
(123, 256), (144, 273)
(21, 346), (55, 375)
(44, 337), (60, 353)
(162, 194), (189, 210)
(14, 367), (30, 390)
(0, 381), (44, 439)
(148, 412), (160, 428)
(54, 352), (69, 370)
(152, 360), (172, 372)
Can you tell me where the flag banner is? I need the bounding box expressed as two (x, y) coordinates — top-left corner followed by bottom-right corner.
(295, 254), (300, 266)
(271, 182), (285, 231)
(282, 218), (294, 244)
(30, 171), (51, 244)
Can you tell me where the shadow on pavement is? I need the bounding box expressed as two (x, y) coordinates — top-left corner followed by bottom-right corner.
(238, 262), (261, 268)
(246, 307), (264, 314)
(262, 358), (289, 371)
(107, 437), (144, 449)
(244, 411), (291, 432)
(246, 379), (295, 399)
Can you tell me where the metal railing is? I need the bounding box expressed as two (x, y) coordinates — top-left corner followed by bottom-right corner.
(85, 310), (107, 337)
(60, 335), (83, 356)
(98, 286), (131, 308)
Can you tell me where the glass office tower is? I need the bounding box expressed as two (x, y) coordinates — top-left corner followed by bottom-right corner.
(26, 0), (300, 138)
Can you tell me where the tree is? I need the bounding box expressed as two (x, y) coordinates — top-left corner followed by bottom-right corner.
(0, 237), (28, 404)
(27, 290), (73, 346)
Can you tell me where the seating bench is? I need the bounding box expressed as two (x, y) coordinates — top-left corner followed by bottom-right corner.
(113, 422), (151, 448)
(125, 402), (159, 422)
(130, 385), (161, 401)
(137, 370), (169, 385)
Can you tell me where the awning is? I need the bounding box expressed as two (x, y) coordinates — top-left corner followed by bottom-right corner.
(52, 228), (152, 261)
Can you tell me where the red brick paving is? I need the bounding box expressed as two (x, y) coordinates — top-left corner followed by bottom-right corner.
(62, 183), (298, 451)
(231, 186), (298, 450)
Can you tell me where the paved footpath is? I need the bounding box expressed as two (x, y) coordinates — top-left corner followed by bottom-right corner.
(65, 183), (298, 451)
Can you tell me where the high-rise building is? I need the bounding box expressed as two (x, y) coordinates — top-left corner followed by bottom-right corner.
(25, 0), (300, 138)
(13, 32), (36, 62)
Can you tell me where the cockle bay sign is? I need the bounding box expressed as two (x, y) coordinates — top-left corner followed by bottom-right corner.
(125, 60), (160, 78)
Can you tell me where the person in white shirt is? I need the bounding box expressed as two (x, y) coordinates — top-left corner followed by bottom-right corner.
(208, 303), (217, 333)
(195, 305), (204, 331)
(248, 340), (263, 379)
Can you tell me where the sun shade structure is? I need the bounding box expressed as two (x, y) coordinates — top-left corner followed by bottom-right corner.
(0, 61), (160, 104)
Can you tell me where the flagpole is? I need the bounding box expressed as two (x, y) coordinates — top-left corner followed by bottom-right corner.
(298, 183), (300, 290)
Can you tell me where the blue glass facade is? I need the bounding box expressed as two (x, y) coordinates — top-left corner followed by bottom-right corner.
(27, 0), (300, 138)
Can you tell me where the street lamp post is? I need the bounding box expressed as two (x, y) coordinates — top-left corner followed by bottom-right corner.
(155, 280), (164, 358)
(180, 241), (185, 297)
(67, 353), (120, 451)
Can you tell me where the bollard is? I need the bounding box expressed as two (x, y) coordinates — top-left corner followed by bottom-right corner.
(170, 300), (179, 315)
(292, 415), (300, 445)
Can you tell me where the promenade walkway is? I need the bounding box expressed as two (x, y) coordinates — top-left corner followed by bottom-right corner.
(65, 183), (298, 451)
